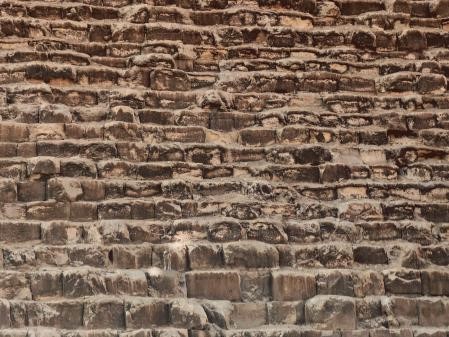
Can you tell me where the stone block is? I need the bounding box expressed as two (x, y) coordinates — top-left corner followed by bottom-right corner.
(272, 270), (316, 301)
(185, 271), (241, 301)
(305, 295), (356, 329)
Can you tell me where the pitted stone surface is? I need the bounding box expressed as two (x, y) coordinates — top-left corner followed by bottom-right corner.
(0, 0), (449, 336)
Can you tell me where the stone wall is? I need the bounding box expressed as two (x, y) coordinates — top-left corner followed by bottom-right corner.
(0, 0), (449, 336)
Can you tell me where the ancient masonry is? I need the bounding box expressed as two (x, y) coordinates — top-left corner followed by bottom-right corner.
(1, 0), (449, 336)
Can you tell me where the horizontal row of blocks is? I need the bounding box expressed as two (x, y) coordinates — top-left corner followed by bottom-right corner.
(0, 327), (446, 337)
(0, 197), (448, 222)
(1, 239), (448, 269)
(1, 160), (449, 184)
(4, 83), (449, 113)
(0, 217), (446, 244)
(1, 143), (448, 167)
(0, 0), (447, 15)
(6, 51), (449, 74)
(4, 122), (444, 146)
(2, 293), (449, 330)
(1, 106), (449, 134)
(1, 266), (449, 300)
(6, 176), (449, 203)
(6, 176), (449, 202)
(1, 16), (449, 51)
(7, 44), (449, 76)
(1, 0), (448, 19)
(3, 63), (449, 95)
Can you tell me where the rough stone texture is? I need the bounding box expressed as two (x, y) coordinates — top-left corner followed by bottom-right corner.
(0, 0), (448, 336)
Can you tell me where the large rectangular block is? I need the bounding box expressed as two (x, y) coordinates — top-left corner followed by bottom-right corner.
(10, 300), (83, 329)
(186, 271), (241, 301)
(223, 241), (279, 268)
(422, 270), (449, 296)
(0, 222), (41, 243)
(418, 299), (449, 326)
(83, 297), (125, 329)
(272, 270), (316, 301)
(29, 270), (62, 299)
(0, 272), (31, 300)
(125, 298), (169, 328)
(0, 299), (10, 328)
(0, 123), (29, 142)
(305, 295), (356, 330)
(230, 302), (267, 329)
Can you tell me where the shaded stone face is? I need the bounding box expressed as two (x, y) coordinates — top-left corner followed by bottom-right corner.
(0, 0), (448, 336)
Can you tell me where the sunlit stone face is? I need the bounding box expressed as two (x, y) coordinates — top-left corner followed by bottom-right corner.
(0, 0), (448, 334)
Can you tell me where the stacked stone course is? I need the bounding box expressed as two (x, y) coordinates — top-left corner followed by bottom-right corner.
(0, 0), (449, 336)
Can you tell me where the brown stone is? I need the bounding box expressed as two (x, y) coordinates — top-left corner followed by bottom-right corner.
(0, 0), (447, 334)
(185, 271), (241, 301)
(223, 241), (279, 268)
(125, 298), (169, 328)
(305, 295), (356, 329)
(84, 297), (125, 329)
(272, 270), (316, 301)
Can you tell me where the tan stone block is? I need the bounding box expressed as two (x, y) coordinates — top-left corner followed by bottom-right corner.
(272, 270), (316, 301)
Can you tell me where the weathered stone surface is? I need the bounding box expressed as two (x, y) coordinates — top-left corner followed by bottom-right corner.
(223, 241), (279, 268)
(421, 270), (449, 296)
(0, 0), (447, 335)
(383, 269), (421, 295)
(398, 30), (427, 51)
(29, 270), (62, 299)
(354, 246), (389, 265)
(272, 270), (316, 301)
(317, 270), (354, 296)
(170, 299), (208, 329)
(185, 271), (241, 301)
(305, 295), (356, 329)
(353, 271), (385, 297)
(10, 300), (83, 329)
(267, 301), (303, 324)
(418, 299), (449, 326)
(0, 272), (31, 300)
(0, 221), (41, 243)
(230, 302), (267, 329)
(147, 267), (186, 298)
(0, 299), (10, 328)
(356, 297), (383, 329)
(384, 297), (419, 327)
(125, 298), (169, 328)
(83, 297), (125, 329)
(188, 243), (223, 270)
(201, 300), (233, 329)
